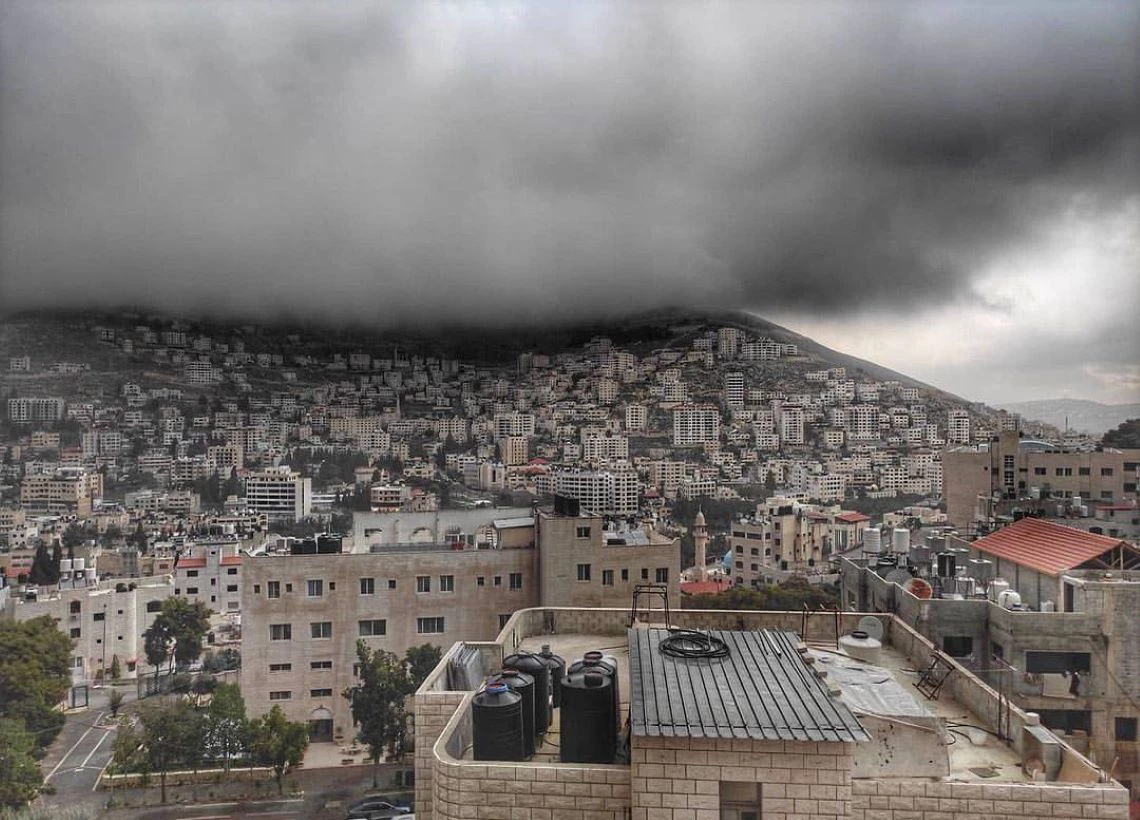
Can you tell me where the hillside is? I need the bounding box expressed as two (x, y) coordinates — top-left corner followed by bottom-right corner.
(997, 399), (1140, 436)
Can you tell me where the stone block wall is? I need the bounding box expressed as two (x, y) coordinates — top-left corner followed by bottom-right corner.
(850, 779), (1129, 820)
(631, 735), (854, 820)
(415, 689), (466, 820)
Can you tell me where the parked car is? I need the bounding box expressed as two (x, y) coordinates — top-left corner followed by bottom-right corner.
(345, 795), (412, 820)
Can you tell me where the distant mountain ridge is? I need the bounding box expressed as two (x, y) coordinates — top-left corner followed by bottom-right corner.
(997, 399), (1140, 436)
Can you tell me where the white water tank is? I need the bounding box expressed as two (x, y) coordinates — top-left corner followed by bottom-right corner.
(838, 631), (883, 664)
(74, 557), (86, 572)
(891, 528), (910, 554)
(989, 578), (1010, 603)
(59, 559), (73, 574)
(1030, 487), (1041, 500)
(1071, 495), (1082, 509)
(864, 529), (882, 555)
(1041, 601), (1056, 612)
(998, 589), (1023, 610)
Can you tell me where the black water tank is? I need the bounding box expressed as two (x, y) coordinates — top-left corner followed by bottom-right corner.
(472, 684), (525, 761)
(487, 670), (536, 758)
(560, 670), (616, 764)
(539, 644), (566, 708)
(503, 652), (552, 735)
(568, 651), (620, 730)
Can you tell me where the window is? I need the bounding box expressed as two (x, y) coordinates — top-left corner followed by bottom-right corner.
(147, 601), (161, 613)
(310, 688), (333, 698)
(285, 583), (293, 593)
(509, 572), (522, 590)
(602, 569), (614, 586)
(576, 526), (591, 539)
(269, 691), (291, 701)
(187, 587), (199, 595)
(388, 579), (397, 589)
(227, 567), (238, 575)
(359, 619), (387, 637)
(621, 568), (629, 582)
(311, 660), (333, 670)
(498, 614), (511, 629)
(70, 601), (81, 614)
(942, 636), (974, 658)
(254, 584), (261, 594)
(267, 581), (280, 599)
(270, 623), (292, 641)
(1116, 717), (1138, 742)
(416, 576), (431, 593)
(93, 612), (105, 622)
(360, 577), (375, 595)
(1079, 467), (1090, 476)
(227, 584), (238, 592)
(1055, 467), (1072, 477)
(477, 576), (485, 587)
(187, 570), (198, 577)
(1034, 467), (1047, 476)
(641, 568), (649, 580)
(720, 781), (761, 818)
(306, 579), (323, 597)
(1102, 467), (1115, 476)
(439, 575), (454, 593)
(310, 621), (332, 639)
(655, 568), (669, 583)
(576, 563), (591, 581)
(70, 628), (81, 639)
(1025, 651), (1090, 674)
(494, 576), (502, 587)
(417, 617), (445, 634)
(269, 663), (292, 672)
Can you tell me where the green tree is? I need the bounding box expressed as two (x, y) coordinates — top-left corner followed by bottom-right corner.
(0, 719), (43, 808)
(109, 654), (122, 683)
(26, 544), (57, 586)
(109, 717), (144, 777)
(143, 618), (174, 680)
(343, 642), (410, 786)
(205, 683), (248, 772)
(60, 525), (85, 552)
(405, 643), (443, 688)
(137, 699), (204, 803)
(144, 597), (211, 674)
(0, 617), (72, 752)
(108, 690), (124, 720)
(248, 706), (308, 795)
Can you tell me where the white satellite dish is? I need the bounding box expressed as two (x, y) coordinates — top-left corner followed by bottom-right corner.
(884, 569), (911, 586)
(857, 616), (885, 642)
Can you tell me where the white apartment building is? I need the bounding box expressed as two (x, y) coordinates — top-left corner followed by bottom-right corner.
(948, 409), (971, 444)
(499, 435), (530, 467)
(777, 405), (805, 446)
(582, 431), (629, 463)
(724, 372), (745, 410)
(672, 405), (720, 447)
(553, 469), (639, 515)
(624, 403), (647, 431)
(493, 412), (535, 440)
(716, 327), (744, 358)
(7, 397), (66, 424)
(244, 466), (312, 522)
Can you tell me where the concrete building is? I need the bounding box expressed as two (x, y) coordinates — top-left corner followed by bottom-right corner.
(243, 466), (312, 522)
(947, 409), (971, 445)
(839, 517), (1140, 801)
(724, 372), (745, 410)
(173, 541), (244, 613)
(552, 469), (640, 516)
(19, 468), (102, 516)
(672, 405), (720, 447)
(7, 397), (66, 424)
(239, 504), (677, 743)
(942, 432), (1140, 530)
(414, 606), (1130, 820)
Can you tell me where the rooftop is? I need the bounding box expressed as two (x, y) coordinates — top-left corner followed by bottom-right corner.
(629, 627), (869, 743)
(972, 517), (1138, 577)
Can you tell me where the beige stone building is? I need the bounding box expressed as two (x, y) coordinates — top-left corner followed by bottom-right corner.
(240, 504), (678, 742)
(943, 431), (1140, 531)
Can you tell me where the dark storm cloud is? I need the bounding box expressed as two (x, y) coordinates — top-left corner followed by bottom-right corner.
(1, 1), (1137, 325)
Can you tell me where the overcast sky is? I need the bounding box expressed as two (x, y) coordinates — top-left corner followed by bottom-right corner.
(1, 1), (1137, 404)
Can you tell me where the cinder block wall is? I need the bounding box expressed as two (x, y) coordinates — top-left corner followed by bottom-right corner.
(631, 735), (854, 820)
(850, 779), (1129, 820)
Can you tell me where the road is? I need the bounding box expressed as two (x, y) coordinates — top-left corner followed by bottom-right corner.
(43, 708), (117, 798)
(112, 797), (305, 819)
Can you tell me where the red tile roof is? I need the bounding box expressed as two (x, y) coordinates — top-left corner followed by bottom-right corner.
(680, 578), (734, 595)
(176, 557), (207, 569)
(972, 517), (1132, 577)
(220, 555), (243, 566)
(834, 512), (870, 523)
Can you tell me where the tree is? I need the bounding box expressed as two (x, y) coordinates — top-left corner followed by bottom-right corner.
(143, 597), (211, 676)
(131, 522), (149, 555)
(248, 706), (308, 795)
(0, 719), (43, 808)
(405, 643), (443, 688)
(26, 544), (57, 586)
(1102, 418), (1140, 449)
(108, 690), (124, 720)
(0, 616), (72, 752)
(137, 698), (204, 804)
(60, 525), (85, 552)
(343, 641), (432, 786)
(109, 654), (122, 683)
(205, 683), (248, 772)
(143, 619), (174, 681)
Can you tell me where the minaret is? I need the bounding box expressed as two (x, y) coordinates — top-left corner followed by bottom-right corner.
(693, 508), (708, 582)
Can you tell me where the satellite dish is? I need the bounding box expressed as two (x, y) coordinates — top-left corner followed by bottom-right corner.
(857, 616), (884, 642)
(904, 577), (934, 599)
(884, 569), (911, 586)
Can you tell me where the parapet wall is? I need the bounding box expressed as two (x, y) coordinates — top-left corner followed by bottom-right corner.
(851, 779), (1128, 820)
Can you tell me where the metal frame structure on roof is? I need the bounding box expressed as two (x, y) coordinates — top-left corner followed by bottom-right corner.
(629, 628), (870, 743)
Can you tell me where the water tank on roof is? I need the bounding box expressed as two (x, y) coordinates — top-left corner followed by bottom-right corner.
(891, 528), (910, 554)
(567, 651), (620, 732)
(560, 670), (616, 764)
(538, 645), (566, 709)
(60, 559), (73, 574)
(937, 552), (957, 579)
(74, 558), (85, 572)
(472, 684), (525, 762)
(486, 670), (536, 758)
(1041, 600), (1056, 612)
(998, 589), (1023, 610)
(989, 578), (1010, 603)
(503, 651), (552, 735)
(863, 528), (882, 555)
